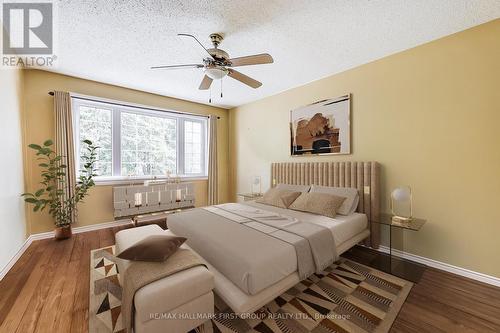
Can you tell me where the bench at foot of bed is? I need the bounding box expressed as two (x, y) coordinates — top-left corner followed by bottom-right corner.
(115, 225), (214, 333)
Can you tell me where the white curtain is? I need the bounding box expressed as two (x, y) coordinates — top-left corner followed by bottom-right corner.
(208, 115), (218, 205)
(54, 91), (77, 224)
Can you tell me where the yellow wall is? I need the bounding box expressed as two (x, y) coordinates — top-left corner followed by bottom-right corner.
(229, 19), (500, 278)
(23, 70), (229, 234)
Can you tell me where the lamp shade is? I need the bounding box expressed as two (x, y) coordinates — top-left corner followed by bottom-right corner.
(205, 67), (228, 80)
(391, 187), (411, 202)
(251, 176), (262, 194)
(390, 186), (412, 221)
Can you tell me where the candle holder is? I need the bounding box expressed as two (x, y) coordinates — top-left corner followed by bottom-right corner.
(134, 192), (143, 207)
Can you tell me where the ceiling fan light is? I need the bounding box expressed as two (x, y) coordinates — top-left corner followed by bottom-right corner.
(205, 67), (228, 80)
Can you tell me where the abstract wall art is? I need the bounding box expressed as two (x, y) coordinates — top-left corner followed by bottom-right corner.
(290, 94), (351, 156)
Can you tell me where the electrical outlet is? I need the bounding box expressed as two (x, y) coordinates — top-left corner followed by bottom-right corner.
(364, 186), (370, 195)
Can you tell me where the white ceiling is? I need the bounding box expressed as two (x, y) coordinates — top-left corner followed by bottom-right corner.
(47, 0), (500, 109)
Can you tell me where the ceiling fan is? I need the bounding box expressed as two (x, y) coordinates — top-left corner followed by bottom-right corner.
(151, 33), (273, 91)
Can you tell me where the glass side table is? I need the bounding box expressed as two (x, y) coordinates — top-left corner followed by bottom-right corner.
(371, 213), (427, 282)
(237, 193), (263, 201)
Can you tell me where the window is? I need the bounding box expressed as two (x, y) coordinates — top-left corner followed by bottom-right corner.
(73, 97), (208, 182)
(184, 120), (203, 174)
(120, 112), (177, 177)
(77, 105), (113, 176)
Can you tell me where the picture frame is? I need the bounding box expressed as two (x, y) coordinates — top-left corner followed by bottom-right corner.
(290, 94), (351, 156)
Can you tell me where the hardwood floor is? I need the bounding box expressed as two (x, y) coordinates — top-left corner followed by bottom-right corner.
(344, 247), (500, 332)
(1, 226), (500, 333)
(0, 224), (132, 333)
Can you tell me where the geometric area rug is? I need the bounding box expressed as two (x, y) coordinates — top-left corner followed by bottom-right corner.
(90, 246), (412, 333)
(89, 246), (124, 333)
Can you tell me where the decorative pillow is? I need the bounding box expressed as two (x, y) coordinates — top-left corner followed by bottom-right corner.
(280, 191), (302, 208)
(289, 192), (346, 218)
(275, 183), (311, 193)
(117, 235), (186, 262)
(310, 185), (359, 215)
(256, 188), (301, 208)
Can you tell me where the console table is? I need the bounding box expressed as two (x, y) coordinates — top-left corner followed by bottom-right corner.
(113, 182), (195, 218)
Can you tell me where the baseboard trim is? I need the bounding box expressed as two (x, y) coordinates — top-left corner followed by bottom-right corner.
(375, 245), (500, 287)
(0, 237), (33, 280)
(0, 219), (131, 280)
(29, 219), (132, 241)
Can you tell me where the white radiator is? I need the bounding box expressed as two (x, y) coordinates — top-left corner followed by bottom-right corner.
(113, 182), (195, 218)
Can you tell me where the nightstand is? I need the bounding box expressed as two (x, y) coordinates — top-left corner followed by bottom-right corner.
(371, 213), (427, 282)
(237, 193), (263, 201)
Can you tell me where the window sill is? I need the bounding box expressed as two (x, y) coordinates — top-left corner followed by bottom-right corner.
(94, 176), (208, 186)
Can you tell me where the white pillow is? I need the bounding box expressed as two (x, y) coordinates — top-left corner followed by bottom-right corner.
(309, 185), (359, 215)
(276, 183), (310, 192)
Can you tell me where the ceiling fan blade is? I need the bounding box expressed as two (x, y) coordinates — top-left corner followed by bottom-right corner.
(150, 64), (204, 70)
(199, 75), (213, 90)
(229, 53), (273, 67)
(227, 69), (262, 88)
(178, 33), (215, 60)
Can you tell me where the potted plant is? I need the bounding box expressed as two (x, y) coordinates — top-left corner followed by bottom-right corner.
(22, 139), (98, 239)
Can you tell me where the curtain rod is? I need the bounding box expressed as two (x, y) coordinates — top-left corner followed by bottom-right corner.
(48, 91), (220, 119)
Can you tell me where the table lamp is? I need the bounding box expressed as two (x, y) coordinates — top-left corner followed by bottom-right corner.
(391, 186), (412, 223)
(251, 176), (262, 195)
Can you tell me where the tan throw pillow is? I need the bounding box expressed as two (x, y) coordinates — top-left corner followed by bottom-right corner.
(280, 191), (302, 208)
(289, 192), (346, 218)
(256, 188), (301, 208)
(117, 235), (186, 262)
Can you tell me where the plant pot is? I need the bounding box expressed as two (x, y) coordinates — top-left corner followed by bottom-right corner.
(54, 225), (72, 240)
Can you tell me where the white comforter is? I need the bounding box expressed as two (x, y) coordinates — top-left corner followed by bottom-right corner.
(168, 202), (367, 295)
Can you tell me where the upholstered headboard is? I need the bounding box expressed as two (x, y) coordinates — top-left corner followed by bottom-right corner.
(271, 161), (380, 248)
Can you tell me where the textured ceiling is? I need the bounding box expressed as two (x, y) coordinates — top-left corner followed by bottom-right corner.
(46, 0), (500, 108)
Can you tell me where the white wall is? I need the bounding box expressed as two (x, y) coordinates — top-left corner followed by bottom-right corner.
(0, 69), (27, 276)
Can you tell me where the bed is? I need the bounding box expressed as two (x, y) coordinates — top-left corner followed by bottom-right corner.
(168, 161), (380, 314)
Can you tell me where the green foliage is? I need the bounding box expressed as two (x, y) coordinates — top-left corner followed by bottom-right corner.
(22, 139), (99, 227)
